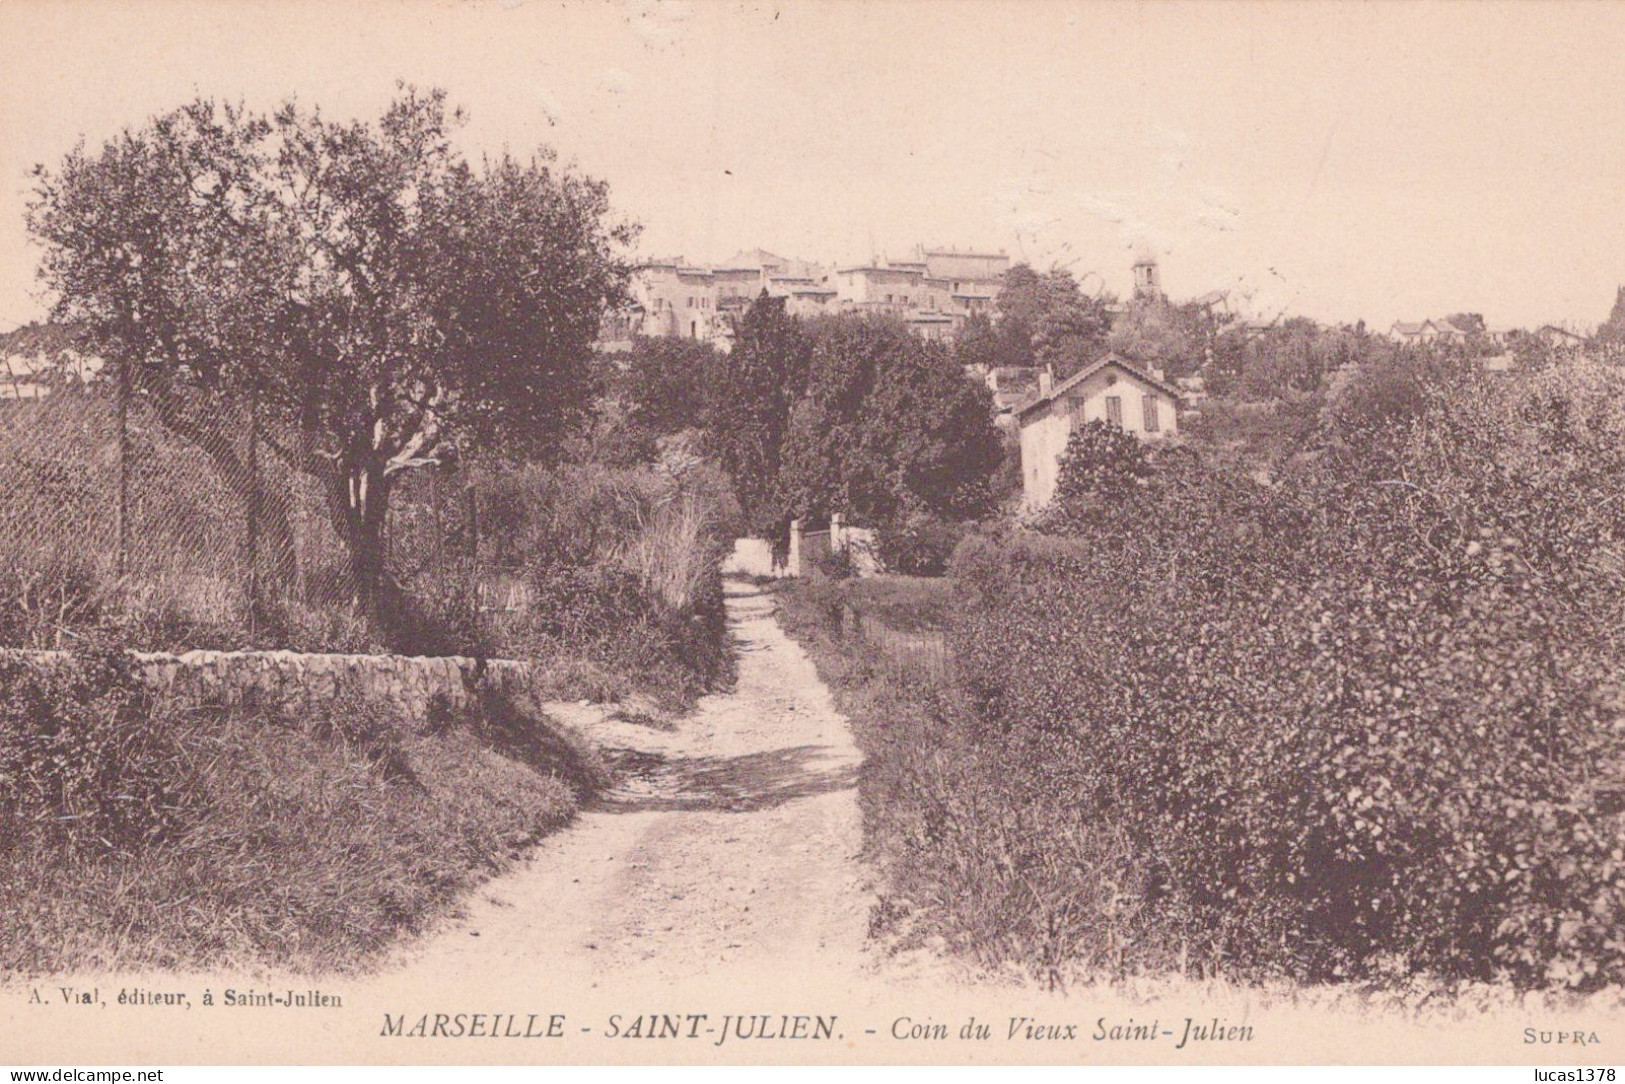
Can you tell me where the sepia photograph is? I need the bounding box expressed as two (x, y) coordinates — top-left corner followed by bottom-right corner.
(1, 0), (1624, 1070)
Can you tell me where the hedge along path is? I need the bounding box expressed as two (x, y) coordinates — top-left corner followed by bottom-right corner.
(354, 580), (880, 1007)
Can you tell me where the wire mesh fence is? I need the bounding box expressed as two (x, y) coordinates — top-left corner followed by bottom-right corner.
(0, 378), (478, 653)
(839, 600), (953, 683)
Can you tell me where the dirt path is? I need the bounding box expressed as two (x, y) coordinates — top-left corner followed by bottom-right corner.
(360, 580), (878, 1003)
(1, 581), (950, 1064)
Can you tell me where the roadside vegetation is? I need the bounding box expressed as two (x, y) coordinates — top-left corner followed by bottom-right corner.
(4, 86), (736, 710)
(0, 88), (736, 974)
(778, 353), (1625, 994)
(0, 644), (603, 974)
(608, 301), (1005, 559)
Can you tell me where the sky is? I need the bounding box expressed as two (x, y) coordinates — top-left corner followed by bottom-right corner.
(3, 0), (1625, 332)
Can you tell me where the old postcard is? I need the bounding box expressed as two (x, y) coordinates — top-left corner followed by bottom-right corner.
(1, 0), (1623, 1068)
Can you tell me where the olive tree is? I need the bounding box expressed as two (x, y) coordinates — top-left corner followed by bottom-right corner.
(29, 87), (634, 616)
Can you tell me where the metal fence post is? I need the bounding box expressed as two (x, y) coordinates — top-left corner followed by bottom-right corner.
(114, 354), (130, 580)
(466, 481), (480, 641)
(245, 387), (261, 623)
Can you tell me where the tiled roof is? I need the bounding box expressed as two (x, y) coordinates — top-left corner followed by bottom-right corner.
(1016, 353), (1183, 421)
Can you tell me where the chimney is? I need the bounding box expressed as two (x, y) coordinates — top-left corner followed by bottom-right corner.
(1038, 367), (1054, 397)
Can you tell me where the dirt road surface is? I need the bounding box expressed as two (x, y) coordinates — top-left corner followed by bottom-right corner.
(363, 579), (881, 1003)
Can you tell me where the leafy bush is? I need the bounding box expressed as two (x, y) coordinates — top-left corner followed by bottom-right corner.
(774, 577), (1150, 985)
(0, 555), (103, 650)
(1033, 419), (1154, 533)
(783, 360), (1625, 991)
(876, 512), (969, 576)
(948, 362), (1625, 988)
(830, 574), (954, 634)
(811, 543), (858, 581)
(0, 643), (194, 857)
(467, 463), (734, 705)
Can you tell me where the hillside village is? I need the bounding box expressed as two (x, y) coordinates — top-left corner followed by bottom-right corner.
(7, 243), (1623, 522)
(579, 243), (1625, 518)
(596, 245), (1011, 349)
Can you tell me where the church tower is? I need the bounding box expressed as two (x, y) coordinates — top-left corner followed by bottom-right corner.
(1132, 253), (1165, 303)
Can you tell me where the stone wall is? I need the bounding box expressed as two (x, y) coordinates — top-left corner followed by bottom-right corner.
(781, 514), (880, 577)
(0, 647), (533, 720)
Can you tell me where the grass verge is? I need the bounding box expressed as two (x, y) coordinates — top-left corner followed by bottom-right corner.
(770, 578), (1086, 978)
(0, 645), (603, 975)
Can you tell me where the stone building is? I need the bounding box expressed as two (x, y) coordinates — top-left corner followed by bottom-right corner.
(1016, 353), (1181, 511)
(599, 244), (1009, 350)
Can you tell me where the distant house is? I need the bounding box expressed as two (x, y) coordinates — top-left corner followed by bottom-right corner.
(1016, 353), (1181, 511)
(0, 323), (99, 399)
(1429, 319), (1468, 345)
(1389, 315), (1507, 348)
(1389, 320), (1428, 344)
(1533, 324), (1589, 351)
(0, 353), (53, 399)
(981, 365), (1039, 423)
(1389, 319), (1465, 345)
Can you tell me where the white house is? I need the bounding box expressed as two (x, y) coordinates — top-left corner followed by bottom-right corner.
(1016, 353), (1181, 511)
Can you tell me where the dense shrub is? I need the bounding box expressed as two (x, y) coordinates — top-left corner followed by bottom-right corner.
(1047, 419), (1152, 508)
(948, 362), (1625, 988)
(463, 463), (734, 705)
(775, 578), (1153, 985)
(0, 555), (102, 650)
(781, 359), (1625, 991)
(810, 543), (858, 581)
(875, 512), (969, 576)
(0, 643), (195, 857)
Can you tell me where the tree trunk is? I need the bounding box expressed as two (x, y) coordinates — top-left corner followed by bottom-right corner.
(326, 452), (391, 631)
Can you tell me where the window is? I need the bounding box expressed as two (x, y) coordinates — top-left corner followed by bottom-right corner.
(1143, 394), (1160, 433)
(1105, 395), (1123, 428)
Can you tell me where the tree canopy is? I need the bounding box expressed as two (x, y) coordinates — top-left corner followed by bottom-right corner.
(993, 263), (1114, 376)
(779, 315), (1001, 526)
(28, 87), (633, 610)
(1109, 297), (1209, 378)
(702, 293), (812, 535)
(954, 263), (1113, 377)
(606, 335), (722, 450)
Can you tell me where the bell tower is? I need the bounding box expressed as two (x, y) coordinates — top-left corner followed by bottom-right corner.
(1132, 253), (1165, 302)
